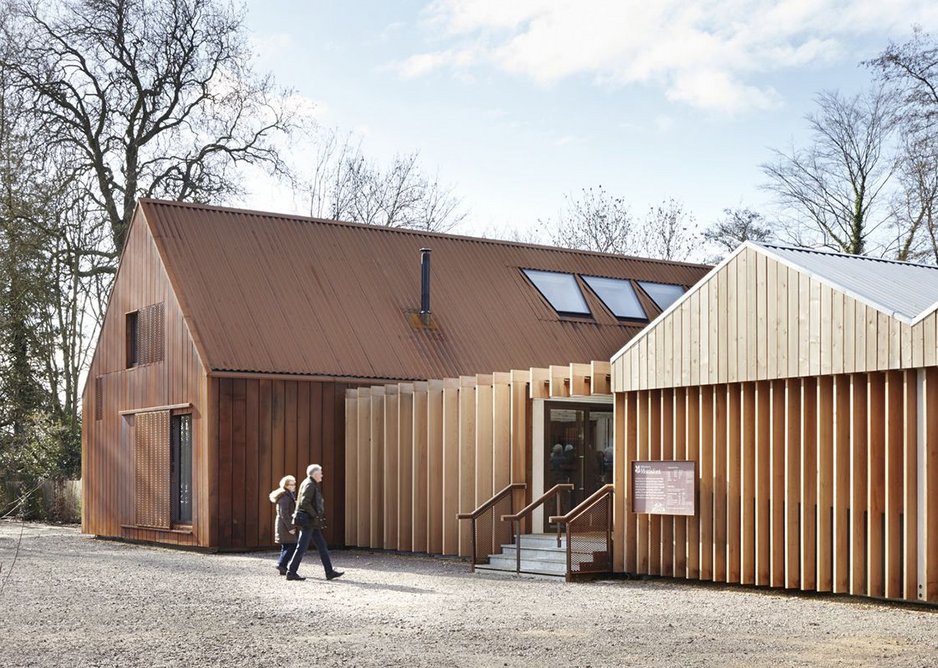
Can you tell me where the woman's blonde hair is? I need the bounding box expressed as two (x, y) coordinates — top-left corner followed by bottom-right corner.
(279, 475), (296, 489)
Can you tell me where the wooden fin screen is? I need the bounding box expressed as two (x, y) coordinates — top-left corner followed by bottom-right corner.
(134, 410), (171, 528)
(345, 361), (611, 556)
(615, 371), (938, 605)
(95, 376), (103, 421)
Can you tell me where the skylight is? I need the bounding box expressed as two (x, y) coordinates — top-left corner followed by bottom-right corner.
(522, 269), (591, 316)
(582, 276), (646, 320)
(638, 281), (685, 311)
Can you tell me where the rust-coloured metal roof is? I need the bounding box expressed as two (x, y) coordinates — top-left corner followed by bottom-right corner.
(139, 199), (711, 380)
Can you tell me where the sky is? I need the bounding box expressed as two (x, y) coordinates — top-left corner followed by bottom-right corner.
(237, 0), (938, 257)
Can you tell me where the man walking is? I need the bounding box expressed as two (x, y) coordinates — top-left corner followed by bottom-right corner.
(287, 464), (344, 582)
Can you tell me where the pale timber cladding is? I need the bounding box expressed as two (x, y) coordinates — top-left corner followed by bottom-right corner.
(344, 362), (612, 555)
(610, 244), (938, 603)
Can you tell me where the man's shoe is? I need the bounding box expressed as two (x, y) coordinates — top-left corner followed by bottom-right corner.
(277, 566), (287, 576)
(326, 570), (344, 581)
(285, 573), (306, 581)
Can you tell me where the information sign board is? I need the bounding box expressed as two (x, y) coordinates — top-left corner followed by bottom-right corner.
(631, 460), (696, 516)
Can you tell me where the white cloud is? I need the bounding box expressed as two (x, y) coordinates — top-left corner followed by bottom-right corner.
(400, 0), (938, 113)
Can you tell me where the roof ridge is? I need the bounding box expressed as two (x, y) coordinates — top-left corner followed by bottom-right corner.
(756, 241), (938, 271)
(139, 198), (711, 269)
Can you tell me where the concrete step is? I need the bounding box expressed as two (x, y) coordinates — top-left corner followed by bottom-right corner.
(486, 554), (568, 575)
(515, 533), (567, 549)
(498, 545), (567, 563)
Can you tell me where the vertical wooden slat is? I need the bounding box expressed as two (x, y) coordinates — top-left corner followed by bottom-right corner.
(384, 386), (400, 551)
(686, 386), (700, 580)
(637, 390), (650, 574)
(755, 381), (770, 586)
(850, 374), (868, 596)
(458, 378), (476, 558)
(833, 376), (850, 593)
(369, 387), (385, 549)
(902, 371), (917, 601)
(412, 382), (429, 553)
(713, 385), (727, 582)
(660, 389), (674, 577)
(474, 376), (494, 559)
(699, 386), (714, 581)
(344, 390), (358, 546)
(801, 377), (817, 591)
(727, 383), (741, 583)
(441, 379), (459, 555)
(884, 371), (903, 599)
(867, 372), (886, 598)
(614, 392), (627, 572)
(398, 384), (415, 553)
(770, 380), (785, 588)
(648, 390), (662, 575)
(426, 380), (444, 554)
(924, 367), (938, 602)
(785, 378), (800, 589)
(816, 376), (833, 592)
(741, 382), (756, 585)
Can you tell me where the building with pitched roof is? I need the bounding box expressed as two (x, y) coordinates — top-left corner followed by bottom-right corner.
(609, 241), (938, 604)
(81, 199), (710, 550)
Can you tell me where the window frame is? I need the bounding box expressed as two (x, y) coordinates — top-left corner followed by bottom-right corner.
(521, 268), (593, 318)
(637, 280), (686, 312)
(125, 310), (139, 368)
(581, 275), (647, 321)
(170, 412), (193, 526)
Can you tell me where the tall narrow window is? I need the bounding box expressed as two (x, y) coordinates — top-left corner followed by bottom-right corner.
(171, 414), (193, 524)
(126, 311), (139, 367)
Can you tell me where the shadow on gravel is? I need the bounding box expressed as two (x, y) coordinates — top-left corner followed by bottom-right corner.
(324, 579), (432, 595)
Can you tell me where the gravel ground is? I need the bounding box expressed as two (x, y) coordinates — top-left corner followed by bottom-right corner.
(1, 520), (936, 667)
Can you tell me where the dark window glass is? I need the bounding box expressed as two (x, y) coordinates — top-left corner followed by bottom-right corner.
(522, 269), (591, 316)
(171, 414), (193, 524)
(638, 281), (685, 311)
(582, 276), (646, 320)
(126, 311), (138, 367)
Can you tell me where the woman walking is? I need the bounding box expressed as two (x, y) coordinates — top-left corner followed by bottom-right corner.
(269, 475), (298, 576)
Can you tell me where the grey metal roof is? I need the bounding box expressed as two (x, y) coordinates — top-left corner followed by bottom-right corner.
(757, 242), (938, 322)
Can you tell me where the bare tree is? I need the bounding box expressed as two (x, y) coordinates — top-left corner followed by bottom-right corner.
(0, 0), (297, 258)
(703, 207), (773, 254)
(762, 88), (899, 255)
(639, 198), (698, 261)
(301, 129), (466, 233)
(543, 186), (637, 254)
(869, 28), (938, 262)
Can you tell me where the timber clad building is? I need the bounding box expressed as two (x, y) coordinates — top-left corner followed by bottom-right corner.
(345, 241), (938, 605)
(81, 199), (708, 550)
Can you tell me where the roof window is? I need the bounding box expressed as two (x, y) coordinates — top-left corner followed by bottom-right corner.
(638, 281), (685, 311)
(582, 276), (646, 320)
(522, 269), (591, 317)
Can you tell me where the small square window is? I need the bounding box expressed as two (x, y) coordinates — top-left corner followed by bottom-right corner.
(582, 276), (646, 320)
(522, 269), (591, 317)
(638, 281), (685, 311)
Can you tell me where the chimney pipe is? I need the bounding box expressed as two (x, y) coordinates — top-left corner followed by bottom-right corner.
(419, 248), (431, 322)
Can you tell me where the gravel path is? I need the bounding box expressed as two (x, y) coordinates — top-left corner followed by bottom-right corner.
(1, 520), (936, 667)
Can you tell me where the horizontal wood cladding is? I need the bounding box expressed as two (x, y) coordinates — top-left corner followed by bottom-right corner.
(212, 377), (351, 550)
(613, 246), (938, 392)
(81, 209), (208, 549)
(613, 371), (938, 604)
(345, 362), (611, 555)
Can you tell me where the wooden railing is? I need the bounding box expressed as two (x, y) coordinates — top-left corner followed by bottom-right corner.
(550, 484), (615, 582)
(501, 484), (574, 574)
(457, 483), (526, 570)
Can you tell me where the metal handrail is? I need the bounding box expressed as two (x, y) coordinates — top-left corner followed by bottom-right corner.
(500, 483), (574, 574)
(549, 484), (615, 582)
(457, 483), (526, 570)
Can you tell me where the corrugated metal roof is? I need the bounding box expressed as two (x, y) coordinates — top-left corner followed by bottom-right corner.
(759, 243), (938, 322)
(139, 199), (711, 380)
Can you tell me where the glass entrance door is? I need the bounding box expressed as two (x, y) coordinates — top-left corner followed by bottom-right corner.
(543, 402), (613, 531)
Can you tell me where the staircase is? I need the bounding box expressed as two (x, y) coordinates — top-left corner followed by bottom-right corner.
(474, 533), (569, 577)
